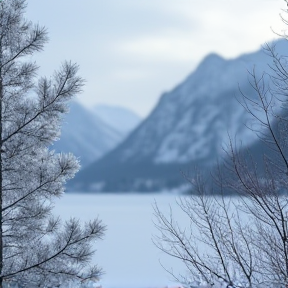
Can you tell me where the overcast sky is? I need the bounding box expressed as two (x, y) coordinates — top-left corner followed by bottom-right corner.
(25, 0), (286, 117)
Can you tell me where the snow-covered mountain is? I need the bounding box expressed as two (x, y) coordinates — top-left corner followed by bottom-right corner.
(52, 102), (140, 167)
(69, 39), (288, 192)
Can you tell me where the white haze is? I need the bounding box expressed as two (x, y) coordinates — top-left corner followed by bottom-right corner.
(25, 0), (286, 117)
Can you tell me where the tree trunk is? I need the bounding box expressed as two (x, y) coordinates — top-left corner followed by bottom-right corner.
(0, 69), (3, 288)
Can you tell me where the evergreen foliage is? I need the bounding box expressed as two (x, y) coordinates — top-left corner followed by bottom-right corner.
(0, 1), (105, 287)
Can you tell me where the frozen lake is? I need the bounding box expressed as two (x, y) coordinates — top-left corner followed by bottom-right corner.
(53, 193), (186, 288)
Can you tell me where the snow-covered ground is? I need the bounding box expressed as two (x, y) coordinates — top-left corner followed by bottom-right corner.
(53, 193), (187, 288)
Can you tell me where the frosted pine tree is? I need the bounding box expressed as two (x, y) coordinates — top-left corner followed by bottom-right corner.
(0, 0), (105, 287)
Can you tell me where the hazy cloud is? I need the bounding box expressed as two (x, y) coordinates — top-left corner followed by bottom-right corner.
(25, 0), (285, 116)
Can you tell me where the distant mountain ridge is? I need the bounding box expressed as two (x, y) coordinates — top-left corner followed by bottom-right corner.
(92, 104), (141, 136)
(52, 102), (141, 167)
(69, 39), (288, 192)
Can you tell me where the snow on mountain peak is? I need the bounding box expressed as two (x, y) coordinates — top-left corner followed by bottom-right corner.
(112, 40), (285, 165)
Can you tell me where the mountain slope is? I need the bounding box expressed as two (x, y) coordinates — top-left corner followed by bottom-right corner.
(92, 104), (141, 136)
(52, 102), (123, 167)
(69, 39), (288, 192)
